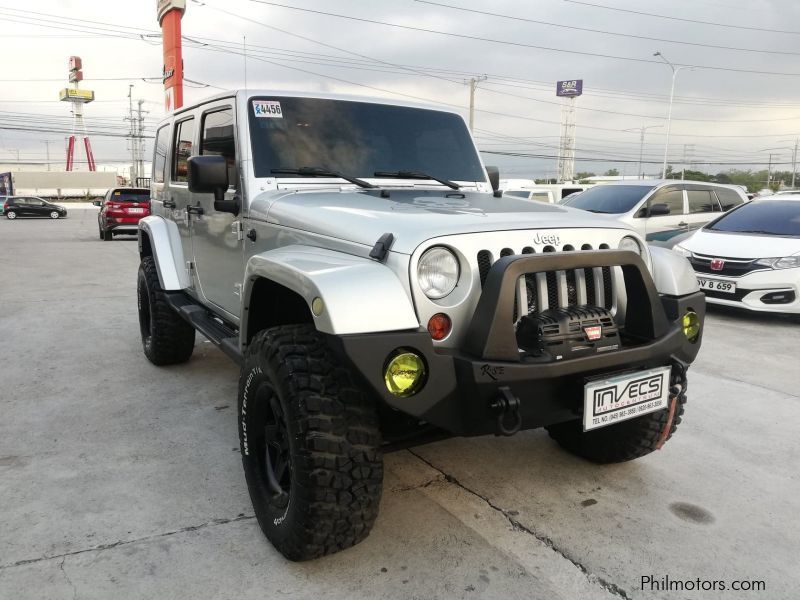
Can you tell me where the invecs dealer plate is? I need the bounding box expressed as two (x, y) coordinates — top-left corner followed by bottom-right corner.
(583, 366), (671, 431)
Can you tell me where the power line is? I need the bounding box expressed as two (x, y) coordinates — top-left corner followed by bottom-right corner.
(244, 0), (800, 77)
(563, 0), (800, 36)
(415, 0), (800, 57)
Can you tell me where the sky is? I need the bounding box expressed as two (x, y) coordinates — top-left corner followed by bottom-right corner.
(2, 0), (800, 180)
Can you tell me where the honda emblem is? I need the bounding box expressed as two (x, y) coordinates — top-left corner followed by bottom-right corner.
(710, 259), (725, 271)
(584, 325), (602, 341)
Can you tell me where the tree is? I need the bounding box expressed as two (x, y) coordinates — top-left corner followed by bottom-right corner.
(575, 171), (595, 180)
(604, 168), (619, 176)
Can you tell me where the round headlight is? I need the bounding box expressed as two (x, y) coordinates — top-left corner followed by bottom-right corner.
(619, 236), (642, 256)
(418, 246), (459, 299)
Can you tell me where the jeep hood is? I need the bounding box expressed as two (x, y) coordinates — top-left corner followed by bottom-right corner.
(259, 189), (633, 254)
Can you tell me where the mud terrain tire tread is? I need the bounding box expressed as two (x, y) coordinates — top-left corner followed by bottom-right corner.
(546, 378), (688, 464)
(239, 324), (383, 561)
(137, 256), (195, 365)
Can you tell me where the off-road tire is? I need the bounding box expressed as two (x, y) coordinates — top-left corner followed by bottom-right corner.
(239, 324), (383, 561)
(137, 256), (195, 365)
(547, 373), (688, 464)
(102, 228), (113, 241)
(6, 211), (16, 220)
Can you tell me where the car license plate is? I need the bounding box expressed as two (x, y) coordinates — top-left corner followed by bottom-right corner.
(697, 277), (736, 294)
(583, 366), (671, 431)
(128, 207), (145, 214)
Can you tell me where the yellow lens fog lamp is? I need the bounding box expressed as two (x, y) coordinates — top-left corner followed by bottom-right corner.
(682, 309), (701, 343)
(384, 350), (427, 397)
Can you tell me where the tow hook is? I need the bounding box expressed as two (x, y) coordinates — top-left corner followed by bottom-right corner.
(490, 387), (523, 436)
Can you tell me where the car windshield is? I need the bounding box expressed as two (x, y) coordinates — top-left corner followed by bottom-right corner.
(248, 97), (485, 183)
(561, 185), (655, 214)
(110, 189), (149, 202)
(706, 200), (800, 237)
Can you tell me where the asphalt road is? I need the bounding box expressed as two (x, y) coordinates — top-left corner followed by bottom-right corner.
(1, 210), (797, 600)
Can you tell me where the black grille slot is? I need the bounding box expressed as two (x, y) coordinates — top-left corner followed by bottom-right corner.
(584, 268), (596, 305)
(566, 270), (577, 305)
(602, 266), (613, 309)
(546, 272), (559, 308)
(477, 250), (492, 287)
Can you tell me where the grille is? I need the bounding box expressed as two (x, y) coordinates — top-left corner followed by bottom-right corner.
(689, 253), (767, 277)
(475, 246), (617, 320)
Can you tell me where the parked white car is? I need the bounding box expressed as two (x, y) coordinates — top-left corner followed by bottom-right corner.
(561, 180), (748, 242)
(674, 199), (800, 314)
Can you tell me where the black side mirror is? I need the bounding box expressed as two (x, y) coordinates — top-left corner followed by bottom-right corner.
(187, 155), (239, 215)
(649, 203), (671, 216)
(93, 200), (102, 207)
(485, 165), (502, 197)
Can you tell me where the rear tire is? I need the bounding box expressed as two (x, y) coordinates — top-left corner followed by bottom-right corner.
(547, 370), (688, 464)
(137, 256), (195, 365)
(102, 228), (113, 241)
(239, 324), (383, 561)
(6, 211), (16, 220)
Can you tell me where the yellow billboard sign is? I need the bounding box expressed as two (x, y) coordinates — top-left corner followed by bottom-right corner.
(59, 88), (95, 103)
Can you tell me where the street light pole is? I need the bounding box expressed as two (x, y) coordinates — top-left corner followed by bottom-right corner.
(624, 124), (662, 179)
(654, 52), (693, 180)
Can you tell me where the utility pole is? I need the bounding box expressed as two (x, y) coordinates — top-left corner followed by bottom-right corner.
(681, 144), (695, 180)
(466, 75), (487, 132)
(136, 99), (146, 186)
(792, 139), (798, 188)
(767, 153), (778, 188)
(624, 124), (661, 179)
(126, 84), (137, 184)
(44, 141), (52, 171)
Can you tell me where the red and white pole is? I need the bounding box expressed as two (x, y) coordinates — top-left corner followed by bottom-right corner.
(157, 0), (186, 112)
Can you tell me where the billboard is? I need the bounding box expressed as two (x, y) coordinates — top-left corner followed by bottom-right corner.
(556, 80), (583, 97)
(59, 88), (95, 103)
(0, 172), (12, 195)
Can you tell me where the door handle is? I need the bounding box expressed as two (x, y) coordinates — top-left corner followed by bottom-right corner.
(163, 200), (176, 209)
(186, 204), (204, 215)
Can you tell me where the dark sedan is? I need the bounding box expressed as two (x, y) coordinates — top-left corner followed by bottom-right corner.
(3, 196), (67, 219)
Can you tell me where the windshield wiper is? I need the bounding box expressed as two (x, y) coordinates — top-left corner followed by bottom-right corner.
(728, 229), (791, 236)
(373, 170), (460, 190)
(271, 167), (376, 189)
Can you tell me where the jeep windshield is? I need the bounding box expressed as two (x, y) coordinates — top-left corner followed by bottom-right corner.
(248, 97), (485, 185)
(561, 185), (655, 214)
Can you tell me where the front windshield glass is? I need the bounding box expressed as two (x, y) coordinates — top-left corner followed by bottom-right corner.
(706, 200), (800, 236)
(248, 97), (485, 182)
(561, 185), (655, 214)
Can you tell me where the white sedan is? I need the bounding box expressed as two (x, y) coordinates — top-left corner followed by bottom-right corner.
(673, 199), (800, 314)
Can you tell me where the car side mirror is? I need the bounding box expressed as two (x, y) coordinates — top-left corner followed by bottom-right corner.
(93, 200), (102, 207)
(187, 155), (239, 215)
(485, 165), (502, 197)
(649, 203), (671, 216)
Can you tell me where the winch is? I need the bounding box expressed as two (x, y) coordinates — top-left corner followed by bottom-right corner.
(515, 305), (620, 361)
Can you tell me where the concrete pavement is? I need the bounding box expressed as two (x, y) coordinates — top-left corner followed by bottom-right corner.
(0, 210), (797, 599)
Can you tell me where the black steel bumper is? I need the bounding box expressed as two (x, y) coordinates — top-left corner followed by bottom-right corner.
(328, 251), (705, 437)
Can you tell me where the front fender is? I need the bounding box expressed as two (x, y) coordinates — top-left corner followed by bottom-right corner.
(649, 245), (699, 296)
(242, 245), (419, 336)
(138, 216), (190, 290)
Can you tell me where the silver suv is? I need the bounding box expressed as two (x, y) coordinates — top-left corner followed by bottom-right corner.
(137, 91), (705, 561)
(561, 180), (748, 242)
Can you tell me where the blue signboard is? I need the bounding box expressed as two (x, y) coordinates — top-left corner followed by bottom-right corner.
(556, 80), (583, 97)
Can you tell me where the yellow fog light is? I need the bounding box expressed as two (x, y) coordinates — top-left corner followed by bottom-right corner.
(384, 351), (426, 397)
(682, 310), (701, 343)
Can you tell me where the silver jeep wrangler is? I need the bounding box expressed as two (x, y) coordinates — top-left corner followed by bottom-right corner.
(137, 90), (705, 561)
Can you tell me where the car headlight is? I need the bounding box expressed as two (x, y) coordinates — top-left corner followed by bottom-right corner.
(672, 244), (692, 258)
(418, 246), (459, 299)
(619, 236), (643, 256)
(755, 256), (800, 269)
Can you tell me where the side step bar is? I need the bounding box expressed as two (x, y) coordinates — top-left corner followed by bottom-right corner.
(164, 291), (243, 365)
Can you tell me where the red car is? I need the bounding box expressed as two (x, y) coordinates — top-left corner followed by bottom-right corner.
(95, 188), (150, 241)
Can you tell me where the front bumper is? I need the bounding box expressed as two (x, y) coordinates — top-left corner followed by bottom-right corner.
(330, 251), (705, 436)
(697, 270), (800, 314)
